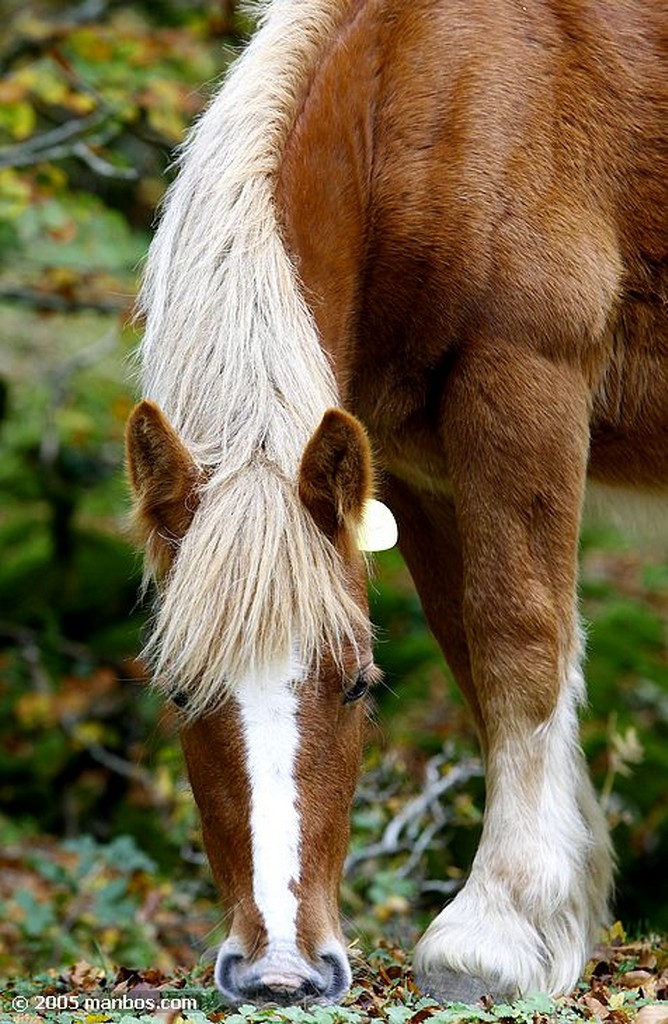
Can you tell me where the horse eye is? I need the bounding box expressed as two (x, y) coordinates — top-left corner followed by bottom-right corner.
(171, 689), (189, 709)
(343, 673), (369, 705)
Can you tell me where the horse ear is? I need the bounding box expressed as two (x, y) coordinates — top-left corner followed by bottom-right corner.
(125, 400), (202, 572)
(298, 408), (373, 546)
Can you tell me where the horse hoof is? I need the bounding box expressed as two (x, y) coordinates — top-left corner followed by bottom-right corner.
(414, 967), (513, 1005)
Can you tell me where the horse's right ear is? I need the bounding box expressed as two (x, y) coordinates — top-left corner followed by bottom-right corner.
(125, 400), (202, 573)
(298, 408), (373, 549)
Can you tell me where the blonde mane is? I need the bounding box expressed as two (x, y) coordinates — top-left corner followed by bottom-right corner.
(137, 0), (366, 715)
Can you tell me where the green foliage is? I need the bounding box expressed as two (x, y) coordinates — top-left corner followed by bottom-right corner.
(1, 830), (165, 970)
(0, 1), (247, 313)
(578, 531), (668, 930)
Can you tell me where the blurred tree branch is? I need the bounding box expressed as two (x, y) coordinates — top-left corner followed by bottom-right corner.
(0, 111), (105, 164)
(0, 288), (129, 312)
(0, 0), (122, 74)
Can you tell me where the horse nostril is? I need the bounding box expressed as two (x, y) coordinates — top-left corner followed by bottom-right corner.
(215, 951), (244, 1002)
(320, 950), (352, 1001)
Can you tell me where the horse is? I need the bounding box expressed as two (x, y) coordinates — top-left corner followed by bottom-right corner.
(125, 0), (667, 1007)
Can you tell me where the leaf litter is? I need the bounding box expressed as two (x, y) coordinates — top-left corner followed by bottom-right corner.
(2, 928), (667, 1024)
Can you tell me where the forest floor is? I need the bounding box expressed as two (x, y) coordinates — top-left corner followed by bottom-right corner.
(1, 919), (667, 1024)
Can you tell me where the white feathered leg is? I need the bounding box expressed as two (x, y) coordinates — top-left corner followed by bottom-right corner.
(414, 663), (613, 1003)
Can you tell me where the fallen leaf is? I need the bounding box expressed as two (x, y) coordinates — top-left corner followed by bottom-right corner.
(636, 1006), (668, 1024)
(618, 970), (654, 989)
(583, 993), (610, 1019)
(68, 959), (106, 990)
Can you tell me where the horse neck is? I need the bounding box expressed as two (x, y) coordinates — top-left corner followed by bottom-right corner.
(139, 1), (375, 477)
(275, 2), (385, 396)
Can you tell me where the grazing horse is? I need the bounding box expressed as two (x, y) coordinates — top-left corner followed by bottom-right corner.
(125, 0), (667, 1007)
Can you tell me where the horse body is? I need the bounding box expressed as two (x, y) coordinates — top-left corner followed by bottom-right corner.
(126, 0), (667, 1007)
(277, 0), (667, 489)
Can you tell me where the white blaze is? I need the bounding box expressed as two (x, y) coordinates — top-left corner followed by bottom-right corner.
(236, 666), (302, 944)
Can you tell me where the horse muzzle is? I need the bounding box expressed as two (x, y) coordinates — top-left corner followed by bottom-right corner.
(215, 939), (351, 1006)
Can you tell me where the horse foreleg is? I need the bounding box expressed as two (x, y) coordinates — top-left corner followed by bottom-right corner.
(382, 477), (482, 731)
(406, 343), (613, 1001)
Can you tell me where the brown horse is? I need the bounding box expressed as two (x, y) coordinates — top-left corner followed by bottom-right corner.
(125, 0), (667, 1007)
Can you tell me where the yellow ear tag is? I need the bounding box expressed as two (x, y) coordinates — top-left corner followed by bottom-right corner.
(357, 499), (398, 552)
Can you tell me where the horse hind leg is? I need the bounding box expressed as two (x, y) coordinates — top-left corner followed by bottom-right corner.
(403, 342), (613, 1001)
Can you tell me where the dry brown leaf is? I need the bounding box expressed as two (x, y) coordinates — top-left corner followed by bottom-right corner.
(635, 1006), (668, 1024)
(68, 959), (106, 990)
(607, 1010), (632, 1024)
(618, 970), (655, 989)
(639, 950), (658, 970)
(409, 1009), (437, 1024)
(583, 993), (610, 1019)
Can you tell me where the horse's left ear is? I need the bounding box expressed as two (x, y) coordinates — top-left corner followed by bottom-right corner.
(125, 400), (203, 573)
(298, 408), (373, 546)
